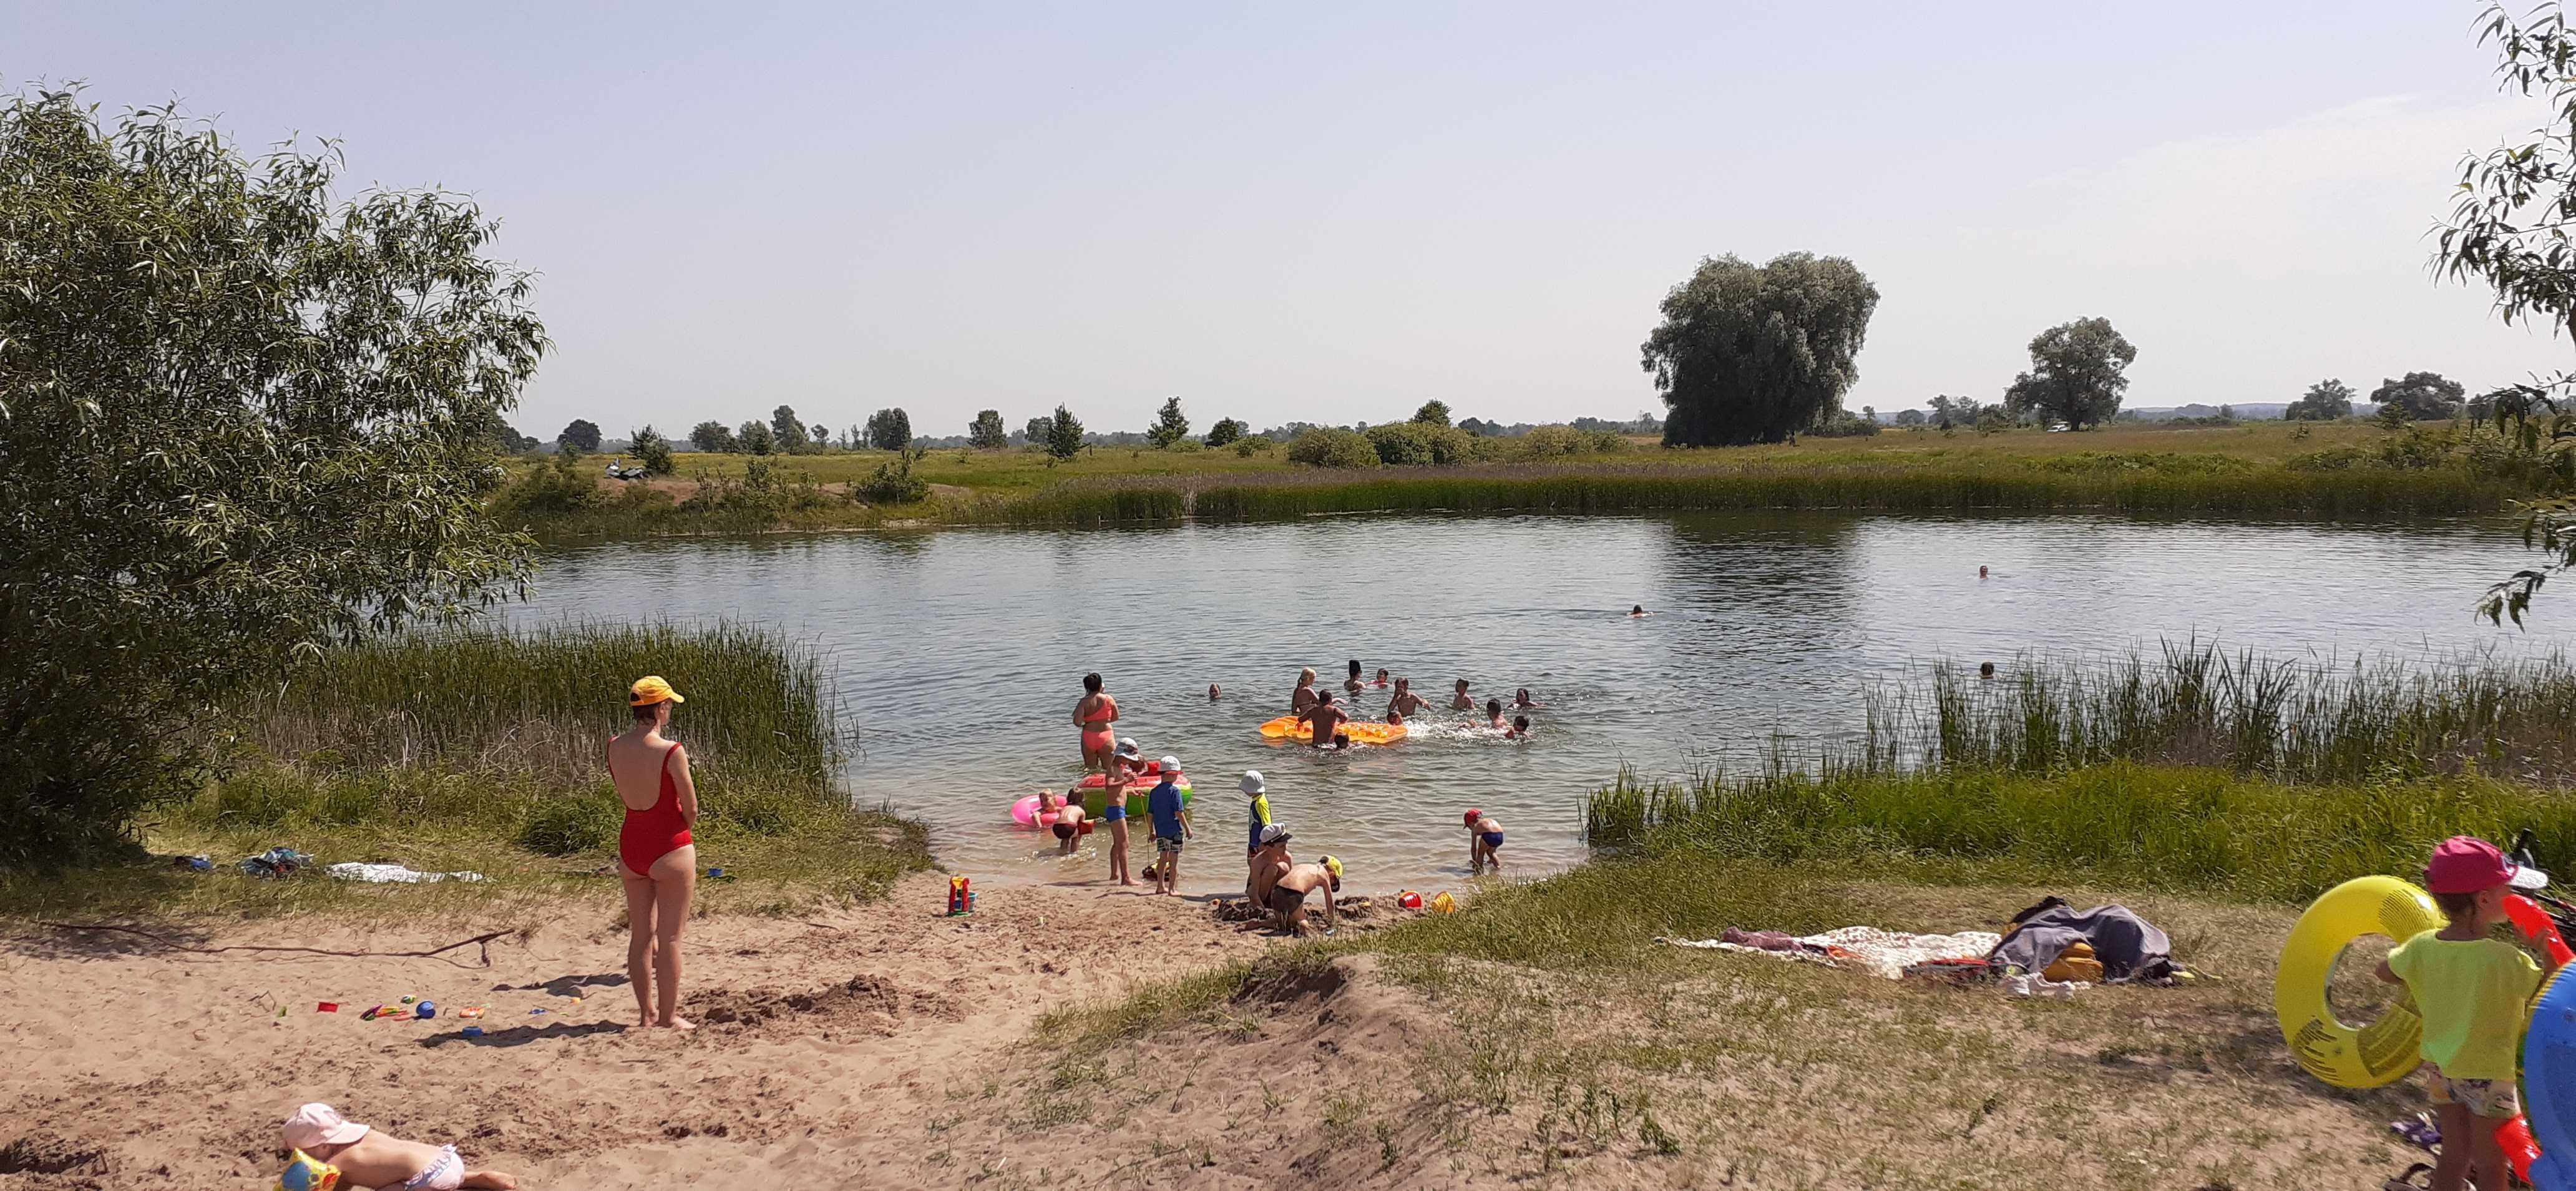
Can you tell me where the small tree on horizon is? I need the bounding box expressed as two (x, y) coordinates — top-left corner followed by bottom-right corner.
(2001, 317), (2137, 429)
(1023, 416), (1051, 446)
(630, 425), (675, 476)
(1204, 417), (1246, 448)
(1147, 396), (1191, 448)
(1412, 400), (1451, 428)
(769, 405), (811, 454)
(1046, 404), (1086, 460)
(2370, 371), (2466, 421)
(558, 418), (603, 452)
(866, 407), (912, 451)
(738, 419), (776, 456)
(2285, 379), (2355, 421)
(688, 420), (737, 452)
(968, 409), (1008, 449)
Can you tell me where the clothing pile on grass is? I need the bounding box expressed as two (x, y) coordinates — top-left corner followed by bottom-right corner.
(199, 848), (483, 884)
(1660, 896), (2185, 997)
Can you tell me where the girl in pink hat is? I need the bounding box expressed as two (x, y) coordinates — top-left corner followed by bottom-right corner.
(2374, 835), (2548, 1191)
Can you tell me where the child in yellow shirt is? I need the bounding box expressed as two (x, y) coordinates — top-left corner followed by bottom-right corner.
(2376, 835), (2547, 1191)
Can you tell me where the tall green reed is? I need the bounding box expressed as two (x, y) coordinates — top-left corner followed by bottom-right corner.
(1873, 642), (2576, 787)
(233, 621), (839, 787)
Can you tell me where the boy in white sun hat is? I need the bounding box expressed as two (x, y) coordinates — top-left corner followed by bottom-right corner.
(281, 1102), (515, 1190)
(1241, 770), (1273, 858)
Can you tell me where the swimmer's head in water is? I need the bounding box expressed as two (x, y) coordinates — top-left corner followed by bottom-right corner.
(1332, 732), (1351, 748)
(1349, 659), (1361, 677)
(1631, 604), (1644, 614)
(1455, 679), (1470, 692)
(1486, 698), (1501, 717)
(1514, 715), (1530, 731)
(1376, 669), (1389, 681)
(1979, 662), (1996, 678)
(1083, 672), (1103, 694)
(1209, 684), (1221, 699)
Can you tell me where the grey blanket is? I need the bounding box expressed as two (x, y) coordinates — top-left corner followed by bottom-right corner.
(1986, 901), (2174, 983)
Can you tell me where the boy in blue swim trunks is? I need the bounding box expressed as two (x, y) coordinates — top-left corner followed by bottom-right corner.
(1148, 757), (1193, 896)
(1100, 740), (1143, 885)
(1465, 807), (1505, 875)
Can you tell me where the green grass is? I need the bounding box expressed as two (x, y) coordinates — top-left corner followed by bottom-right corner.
(2, 624), (930, 920)
(1855, 643), (2576, 788)
(1582, 762), (2576, 904)
(505, 421), (2529, 538)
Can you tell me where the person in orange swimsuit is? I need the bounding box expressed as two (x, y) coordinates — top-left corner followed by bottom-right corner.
(1075, 672), (1118, 773)
(609, 676), (699, 1029)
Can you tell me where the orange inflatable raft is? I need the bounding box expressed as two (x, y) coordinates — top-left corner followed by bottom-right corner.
(1257, 715), (1408, 745)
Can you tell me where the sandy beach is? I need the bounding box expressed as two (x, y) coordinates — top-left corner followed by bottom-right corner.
(3, 875), (1329, 1189)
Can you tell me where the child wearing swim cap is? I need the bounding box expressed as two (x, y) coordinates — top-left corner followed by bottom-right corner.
(1464, 808), (1505, 875)
(2374, 835), (2547, 1191)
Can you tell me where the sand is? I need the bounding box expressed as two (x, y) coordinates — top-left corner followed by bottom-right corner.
(1, 872), (2442, 1189)
(0, 875), (1314, 1189)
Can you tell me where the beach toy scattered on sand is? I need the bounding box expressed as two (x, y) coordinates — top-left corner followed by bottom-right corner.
(1397, 891), (1423, 910)
(457, 1006), (485, 1019)
(1430, 891), (1456, 914)
(280, 1148), (340, 1191)
(316, 1002), (338, 1013)
(2275, 875), (2437, 1089)
(462, 1026), (484, 1038)
(414, 1001), (436, 1019)
(1257, 715), (1407, 745)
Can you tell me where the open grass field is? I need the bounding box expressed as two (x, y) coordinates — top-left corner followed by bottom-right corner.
(510, 418), (2524, 539)
(643, 418), (2398, 491)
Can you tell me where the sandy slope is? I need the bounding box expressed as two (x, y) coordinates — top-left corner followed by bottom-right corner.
(0, 875), (1287, 1189)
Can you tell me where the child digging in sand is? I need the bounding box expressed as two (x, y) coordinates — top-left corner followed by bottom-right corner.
(283, 1102), (514, 1190)
(2375, 836), (2547, 1191)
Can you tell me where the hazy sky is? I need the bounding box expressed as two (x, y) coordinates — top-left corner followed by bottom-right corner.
(10, 1), (2573, 436)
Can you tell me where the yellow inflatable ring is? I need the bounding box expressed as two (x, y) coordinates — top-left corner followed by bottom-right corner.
(1257, 715), (1408, 745)
(2275, 875), (2441, 1089)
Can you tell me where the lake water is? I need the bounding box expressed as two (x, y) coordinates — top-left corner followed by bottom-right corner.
(509, 511), (2571, 896)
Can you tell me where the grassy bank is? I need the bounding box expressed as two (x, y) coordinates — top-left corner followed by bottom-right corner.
(1860, 643), (2576, 788)
(1, 624), (930, 920)
(1037, 788), (2428, 1185)
(501, 419), (2532, 538)
(1582, 762), (2576, 903)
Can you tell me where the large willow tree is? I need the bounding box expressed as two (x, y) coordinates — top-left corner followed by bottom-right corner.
(1641, 253), (1878, 446)
(0, 90), (546, 860)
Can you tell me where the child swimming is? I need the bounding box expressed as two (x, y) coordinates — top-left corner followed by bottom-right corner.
(1450, 678), (1475, 711)
(1505, 715), (1530, 739)
(1482, 698), (1506, 728)
(1513, 688), (1540, 708)
(1345, 659), (1365, 694)
(1373, 667), (1390, 689)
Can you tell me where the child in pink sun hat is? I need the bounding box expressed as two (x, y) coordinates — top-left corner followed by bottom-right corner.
(2374, 836), (2548, 1191)
(281, 1102), (517, 1190)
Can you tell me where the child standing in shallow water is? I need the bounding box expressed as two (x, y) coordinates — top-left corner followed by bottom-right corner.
(2375, 835), (2547, 1191)
(1464, 807), (1505, 874)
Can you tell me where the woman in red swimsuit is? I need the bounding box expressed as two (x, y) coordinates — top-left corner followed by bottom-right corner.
(610, 675), (699, 1029)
